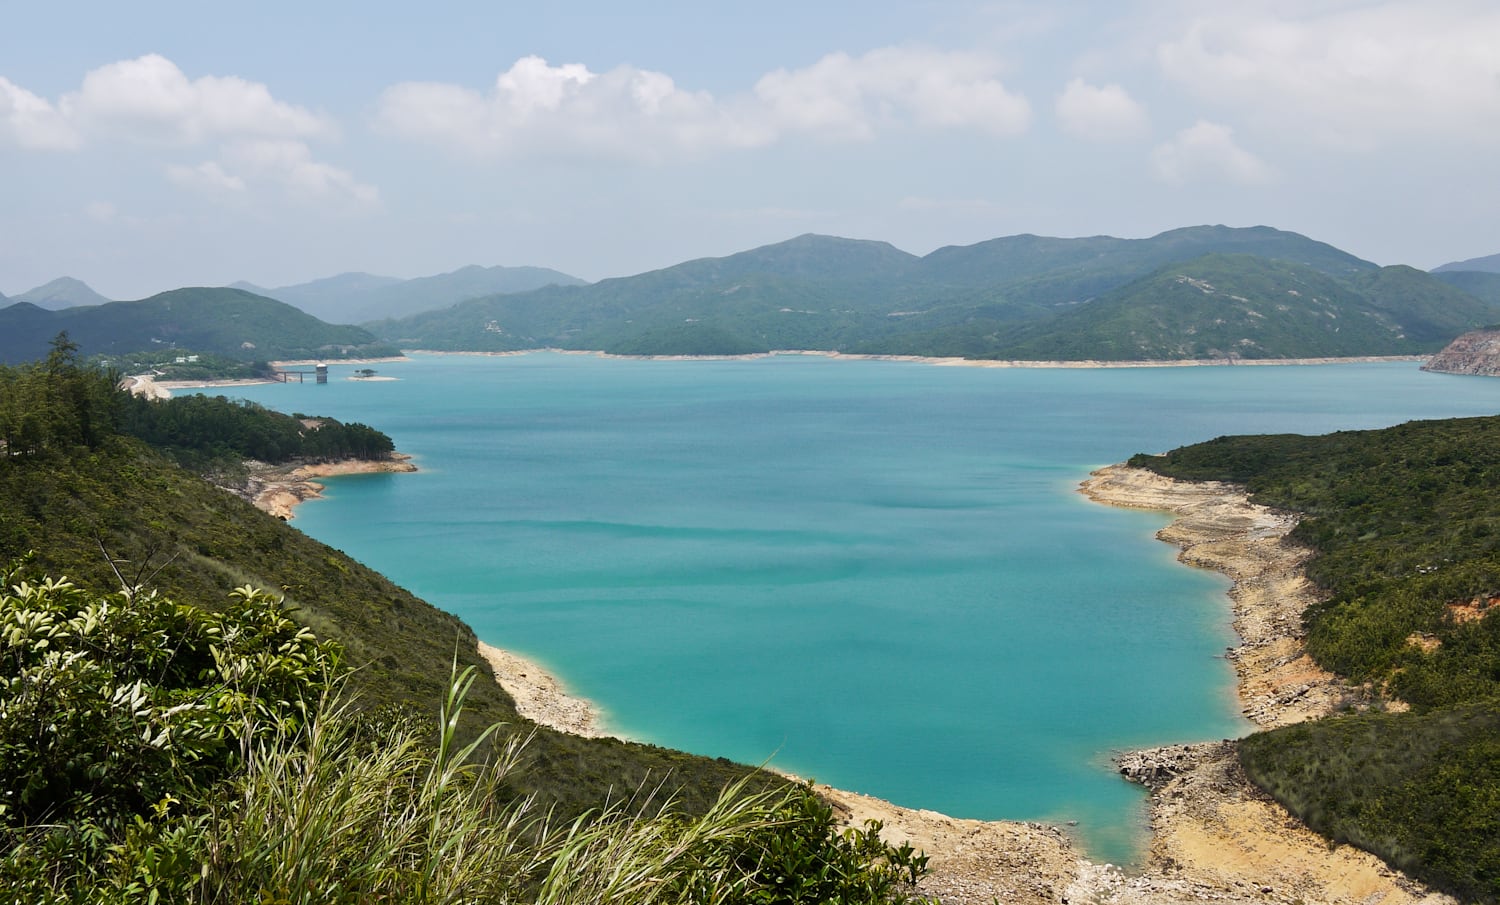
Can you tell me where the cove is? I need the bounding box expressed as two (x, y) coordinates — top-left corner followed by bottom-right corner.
(208, 354), (1500, 863)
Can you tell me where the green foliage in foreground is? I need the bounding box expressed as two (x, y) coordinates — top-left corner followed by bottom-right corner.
(0, 574), (931, 904)
(1133, 415), (1500, 902)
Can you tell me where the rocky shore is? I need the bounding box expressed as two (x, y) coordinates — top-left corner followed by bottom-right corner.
(225, 455), (417, 520)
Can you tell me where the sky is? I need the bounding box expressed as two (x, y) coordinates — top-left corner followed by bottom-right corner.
(2, 0), (1498, 299)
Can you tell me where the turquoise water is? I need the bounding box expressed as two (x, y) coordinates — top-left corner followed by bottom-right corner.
(208, 354), (1500, 863)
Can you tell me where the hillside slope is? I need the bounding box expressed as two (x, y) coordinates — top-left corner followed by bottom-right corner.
(1134, 417), (1500, 903)
(987, 256), (1497, 361)
(1433, 251), (1500, 273)
(0, 287), (399, 364)
(374, 226), (1464, 361)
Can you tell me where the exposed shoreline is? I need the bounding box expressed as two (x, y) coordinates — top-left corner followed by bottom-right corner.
(230, 455), (418, 520)
(406, 348), (1428, 369)
(222, 398), (1447, 900)
(446, 465), (1447, 903)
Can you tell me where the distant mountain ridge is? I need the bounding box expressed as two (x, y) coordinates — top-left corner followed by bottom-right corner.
(0, 287), (398, 364)
(1432, 270), (1500, 306)
(371, 224), (1494, 361)
(12, 276), (113, 310)
(241, 264), (587, 324)
(1433, 252), (1500, 274)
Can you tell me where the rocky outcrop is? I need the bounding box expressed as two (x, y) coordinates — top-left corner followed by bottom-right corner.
(1422, 328), (1500, 375)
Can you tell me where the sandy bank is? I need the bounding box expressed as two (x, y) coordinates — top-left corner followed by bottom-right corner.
(476, 641), (615, 739)
(233, 455), (417, 520)
(406, 349), (1428, 369)
(468, 464), (1447, 903)
(1077, 466), (1447, 905)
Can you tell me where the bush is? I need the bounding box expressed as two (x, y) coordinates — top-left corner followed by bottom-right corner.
(0, 571), (932, 904)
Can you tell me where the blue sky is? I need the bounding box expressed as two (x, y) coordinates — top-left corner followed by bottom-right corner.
(3, 1), (1498, 298)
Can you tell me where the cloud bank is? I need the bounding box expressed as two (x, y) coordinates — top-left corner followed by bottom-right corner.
(0, 55), (374, 208)
(1157, 2), (1500, 147)
(376, 48), (1031, 160)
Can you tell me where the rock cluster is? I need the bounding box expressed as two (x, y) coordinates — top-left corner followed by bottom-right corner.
(1422, 329), (1500, 376)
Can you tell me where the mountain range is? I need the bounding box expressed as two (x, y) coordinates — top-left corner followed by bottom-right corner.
(8, 226), (1500, 365)
(234, 263), (586, 324)
(371, 225), (1500, 360)
(1433, 252), (1500, 274)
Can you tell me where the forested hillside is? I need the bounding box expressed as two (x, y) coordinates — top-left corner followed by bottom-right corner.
(1133, 417), (1500, 903)
(0, 288), (399, 364)
(370, 225), (1498, 361)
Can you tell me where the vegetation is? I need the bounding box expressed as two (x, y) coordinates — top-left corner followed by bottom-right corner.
(0, 573), (931, 904)
(1434, 269), (1500, 306)
(99, 349), (268, 382)
(0, 341), (795, 836)
(0, 287), (400, 365)
(118, 393), (395, 468)
(370, 226), (1500, 360)
(1133, 416), (1500, 902)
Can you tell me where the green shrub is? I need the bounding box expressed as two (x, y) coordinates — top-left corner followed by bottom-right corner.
(0, 573), (931, 904)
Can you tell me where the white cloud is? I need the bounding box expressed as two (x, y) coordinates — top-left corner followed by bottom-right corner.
(223, 140), (379, 207)
(62, 54), (330, 145)
(754, 47), (1031, 140)
(1, 56), (376, 211)
(0, 77), (80, 150)
(376, 55), (755, 160)
(376, 48), (1030, 159)
(167, 141), (377, 210)
(1150, 120), (1273, 185)
(1157, 2), (1500, 147)
(1054, 78), (1148, 141)
(167, 160), (248, 195)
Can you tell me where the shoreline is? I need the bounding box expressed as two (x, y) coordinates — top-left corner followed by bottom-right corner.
(231, 455), (418, 520)
(447, 465), (1445, 903)
(231, 446), (1446, 901)
(405, 348), (1428, 370)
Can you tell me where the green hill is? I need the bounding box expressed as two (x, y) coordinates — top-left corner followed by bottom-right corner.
(1433, 270), (1500, 306)
(990, 256), (1498, 361)
(0, 287), (400, 364)
(1133, 417), (1500, 903)
(373, 226), (1464, 361)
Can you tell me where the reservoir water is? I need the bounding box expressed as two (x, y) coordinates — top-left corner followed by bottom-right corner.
(208, 354), (1500, 862)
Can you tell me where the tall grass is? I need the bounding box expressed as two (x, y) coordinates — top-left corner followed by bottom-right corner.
(99, 664), (928, 904)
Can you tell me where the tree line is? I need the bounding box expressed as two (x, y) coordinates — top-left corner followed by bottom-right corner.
(0, 334), (394, 467)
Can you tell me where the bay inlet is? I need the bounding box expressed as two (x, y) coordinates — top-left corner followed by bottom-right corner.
(207, 353), (1500, 863)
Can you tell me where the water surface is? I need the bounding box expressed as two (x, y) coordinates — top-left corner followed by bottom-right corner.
(209, 354), (1500, 862)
